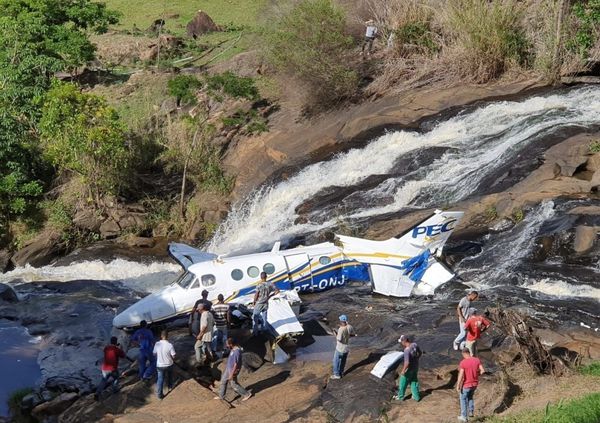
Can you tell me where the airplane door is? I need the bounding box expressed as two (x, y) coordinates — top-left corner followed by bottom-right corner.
(284, 253), (313, 292)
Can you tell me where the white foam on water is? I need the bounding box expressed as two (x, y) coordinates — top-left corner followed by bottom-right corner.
(0, 259), (181, 289)
(527, 279), (600, 300)
(208, 86), (600, 254)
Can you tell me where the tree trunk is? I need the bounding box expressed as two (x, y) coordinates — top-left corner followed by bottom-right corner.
(180, 127), (201, 218)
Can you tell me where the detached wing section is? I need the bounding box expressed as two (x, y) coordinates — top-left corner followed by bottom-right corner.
(168, 242), (218, 270)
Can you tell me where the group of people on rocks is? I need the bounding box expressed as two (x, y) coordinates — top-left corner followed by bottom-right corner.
(331, 290), (490, 422)
(96, 279), (489, 421)
(94, 272), (279, 402)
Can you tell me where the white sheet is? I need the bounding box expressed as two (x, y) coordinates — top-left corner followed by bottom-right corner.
(370, 351), (404, 378)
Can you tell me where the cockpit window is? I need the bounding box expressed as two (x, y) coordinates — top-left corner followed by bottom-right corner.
(247, 266), (259, 278)
(263, 263), (275, 274)
(201, 274), (216, 287)
(175, 272), (195, 288)
(189, 278), (200, 290)
(231, 269), (244, 281)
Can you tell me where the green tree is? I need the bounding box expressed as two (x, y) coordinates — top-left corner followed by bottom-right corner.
(39, 82), (131, 205)
(0, 0), (119, 243)
(265, 0), (358, 108)
(167, 75), (203, 107)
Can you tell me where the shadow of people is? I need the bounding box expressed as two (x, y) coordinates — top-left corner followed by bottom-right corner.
(246, 370), (291, 395)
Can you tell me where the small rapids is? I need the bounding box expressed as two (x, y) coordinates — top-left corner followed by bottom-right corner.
(208, 85), (600, 255)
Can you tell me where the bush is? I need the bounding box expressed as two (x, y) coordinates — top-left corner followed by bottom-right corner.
(570, 0), (600, 58)
(205, 71), (259, 101)
(39, 82), (132, 205)
(264, 0), (358, 107)
(8, 387), (37, 423)
(167, 75), (203, 106)
(442, 0), (530, 82)
(589, 139), (600, 153)
(394, 21), (438, 56)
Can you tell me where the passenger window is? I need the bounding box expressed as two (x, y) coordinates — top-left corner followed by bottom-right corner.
(319, 256), (332, 265)
(247, 266), (259, 278)
(263, 263), (275, 275)
(231, 269), (244, 281)
(201, 274), (216, 287)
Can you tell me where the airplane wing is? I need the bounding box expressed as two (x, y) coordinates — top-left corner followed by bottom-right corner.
(168, 242), (218, 270)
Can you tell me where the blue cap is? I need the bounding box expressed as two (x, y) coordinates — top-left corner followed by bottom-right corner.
(339, 314), (348, 322)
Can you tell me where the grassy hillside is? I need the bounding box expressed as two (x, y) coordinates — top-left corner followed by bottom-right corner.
(104, 0), (266, 34)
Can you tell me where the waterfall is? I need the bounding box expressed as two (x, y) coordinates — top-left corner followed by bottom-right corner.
(208, 86), (600, 254)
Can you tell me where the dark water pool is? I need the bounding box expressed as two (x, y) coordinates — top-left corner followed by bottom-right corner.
(0, 320), (41, 417)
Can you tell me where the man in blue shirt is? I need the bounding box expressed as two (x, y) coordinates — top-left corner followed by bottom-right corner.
(131, 320), (155, 380)
(215, 337), (252, 401)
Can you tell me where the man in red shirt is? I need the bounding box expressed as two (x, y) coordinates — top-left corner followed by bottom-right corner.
(463, 308), (490, 357)
(95, 337), (130, 400)
(456, 347), (485, 422)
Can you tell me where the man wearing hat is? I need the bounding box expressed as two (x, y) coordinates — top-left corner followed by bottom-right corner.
(394, 335), (422, 401)
(331, 314), (355, 379)
(361, 19), (378, 56)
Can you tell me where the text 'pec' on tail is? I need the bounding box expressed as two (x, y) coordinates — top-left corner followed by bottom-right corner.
(395, 209), (464, 254)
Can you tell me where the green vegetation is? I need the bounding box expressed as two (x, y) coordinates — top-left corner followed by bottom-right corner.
(444, 0), (530, 82)
(571, 0), (600, 57)
(168, 75), (203, 106)
(0, 0), (119, 245)
(39, 82), (132, 205)
(395, 21), (438, 55)
(579, 361), (600, 376)
(8, 387), (37, 423)
(485, 205), (499, 221)
(205, 71), (259, 101)
(265, 0), (358, 107)
(485, 392), (600, 423)
(589, 139), (600, 153)
(511, 208), (525, 223)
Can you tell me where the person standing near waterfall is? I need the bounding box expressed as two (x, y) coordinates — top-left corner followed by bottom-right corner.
(453, 291), (478, 351)
(252, 272), (279, 336)
(361, 20), (378, 56)
(331, 314), (355, 379)
(456, 347), (485, 421)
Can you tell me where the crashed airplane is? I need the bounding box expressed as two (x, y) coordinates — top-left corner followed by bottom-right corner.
(113, 210), (464, 334)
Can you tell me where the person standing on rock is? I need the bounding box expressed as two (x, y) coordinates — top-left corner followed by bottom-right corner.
(212, 294), (230, 356)
(453, 291), (479, 351)
(456, 347), (485, 421)
(153, 330), (176, 399)
(463, 308), (490, 357)
(214, 337), (252, 402)
(394, 335), (422, 401)
(331, 314), (355, 380)
(252, 272), (279, 336)
(192, 289), (212, 314)
(197, 303), (215, 364)
(94, 336), (131, 400)
(131, 320), (155, 380)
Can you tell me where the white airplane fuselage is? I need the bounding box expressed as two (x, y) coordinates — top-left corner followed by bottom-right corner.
(113, 210), (464, 329)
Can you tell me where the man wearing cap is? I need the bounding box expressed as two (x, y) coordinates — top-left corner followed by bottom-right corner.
(456, 347), (485, 421)
(453, 291), (479, 350)
(463, 308), (490, 357)
(361, 19), (378, 56)
(331, 314), (355, 379)
(252, 272), (279, 336)
(394, 335), (422, 401)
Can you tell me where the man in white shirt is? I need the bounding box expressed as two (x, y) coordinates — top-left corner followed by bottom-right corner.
(361, 20), (378, 56)
(331, 314), (356, 379)
(153, 330), (176, 399)
(197, 303), (215, 364)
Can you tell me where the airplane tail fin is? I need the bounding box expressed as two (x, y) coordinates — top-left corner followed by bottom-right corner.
(394, 209), (464, 255)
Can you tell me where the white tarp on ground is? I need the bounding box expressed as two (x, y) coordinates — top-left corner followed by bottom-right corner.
(370, 351), (404, 378)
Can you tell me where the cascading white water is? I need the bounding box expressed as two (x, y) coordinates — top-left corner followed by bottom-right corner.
(0, 259), (180, 293)
(208, 86), (600, 254)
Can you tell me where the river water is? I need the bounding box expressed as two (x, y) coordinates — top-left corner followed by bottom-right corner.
(1, 85), (599, 412)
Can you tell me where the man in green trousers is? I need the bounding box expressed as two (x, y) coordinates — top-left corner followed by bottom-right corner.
(394, 335), (422, 401)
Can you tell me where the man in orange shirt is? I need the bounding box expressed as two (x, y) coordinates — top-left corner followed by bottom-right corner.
(456, 347), (485, 421)
(463, 308), (490, 357)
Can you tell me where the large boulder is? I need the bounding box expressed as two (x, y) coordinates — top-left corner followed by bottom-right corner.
(0, 283), (18, 302)
(11, 231), (62, 267)
(573, 225), (598, 253)
(186, 10), (221, 38)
